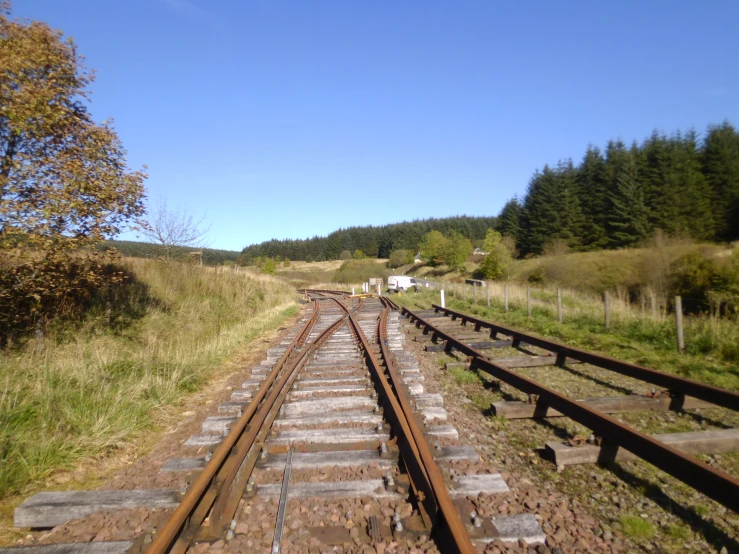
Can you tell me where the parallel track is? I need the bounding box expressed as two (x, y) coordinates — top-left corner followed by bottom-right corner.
(400, 302), (739, 513)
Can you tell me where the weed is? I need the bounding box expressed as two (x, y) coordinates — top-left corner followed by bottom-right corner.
(618, 515), (655, 539)
(665, 524), (691, 541)
(693, 504), (709, 516)
(448, 366), (482, 386)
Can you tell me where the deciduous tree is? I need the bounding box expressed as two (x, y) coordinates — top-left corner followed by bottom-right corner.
(478, 229), (512, 280)
(0, 5), (146, 340)
(442, 230), (472, 271)
(419, 230), (449, 266)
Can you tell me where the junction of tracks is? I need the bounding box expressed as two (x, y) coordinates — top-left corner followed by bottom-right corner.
(5, 290), (739, 554)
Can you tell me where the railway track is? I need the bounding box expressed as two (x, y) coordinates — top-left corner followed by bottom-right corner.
(8, 291), (548, 554)
(399, 303), (739, 515)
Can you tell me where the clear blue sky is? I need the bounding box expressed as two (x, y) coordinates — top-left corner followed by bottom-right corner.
(14, 1), (739, 251)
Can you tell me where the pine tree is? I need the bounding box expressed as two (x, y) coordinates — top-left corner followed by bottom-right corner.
(703, 121), (739, 241)
(576, 146), (608, 249)
(496, 197), (522, 247)
(519, 162), (583, 256)
(607, 158), (650, 247)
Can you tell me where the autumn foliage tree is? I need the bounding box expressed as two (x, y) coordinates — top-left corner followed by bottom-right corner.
(0, 4), (147, 342)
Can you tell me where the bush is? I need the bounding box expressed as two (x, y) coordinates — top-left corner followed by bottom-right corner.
(0, 249), (129, 347)
(261, 258), (277, 274)
(387, 249), (414, 268)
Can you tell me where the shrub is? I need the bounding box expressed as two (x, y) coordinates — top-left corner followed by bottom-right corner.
(388, 249), (414, 268)
(0, 249), (130, 347)
(261, 258), (277, 274)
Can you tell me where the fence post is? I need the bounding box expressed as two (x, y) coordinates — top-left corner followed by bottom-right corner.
(473, 282), (477, 304)
(527, 287), (531, 317)
(557, 288), (563, 323)
(604, 291), (610, 329)
(675, 296), (685, 353)
(441, 289), (445, 308)
(504, 283), (509, 313)
(486, 282), (491, 307)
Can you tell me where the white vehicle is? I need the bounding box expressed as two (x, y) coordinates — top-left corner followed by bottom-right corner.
(387, 275), (415, 292)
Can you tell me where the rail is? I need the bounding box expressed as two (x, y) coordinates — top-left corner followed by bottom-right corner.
(402, 305), (739, 513)
(430, 304), (739, 412)
(139, 301), (346, 554)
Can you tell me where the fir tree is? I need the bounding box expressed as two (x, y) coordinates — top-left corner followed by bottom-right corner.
(703, 121), (739, 241)
(575, 146), (608, 249)
(607, 158), (650, 247)
(496, 197), (522, 245)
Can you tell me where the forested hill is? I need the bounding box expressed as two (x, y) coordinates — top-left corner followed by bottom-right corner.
(498, 121), (739, 256)
(103, 240), (240, 266)
(240, 216), (497, 262)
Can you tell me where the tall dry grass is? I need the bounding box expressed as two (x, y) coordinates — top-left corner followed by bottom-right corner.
(0, 258), (297, 500)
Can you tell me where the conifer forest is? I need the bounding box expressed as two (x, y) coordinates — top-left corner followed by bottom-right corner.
(242, 122), (739, 261)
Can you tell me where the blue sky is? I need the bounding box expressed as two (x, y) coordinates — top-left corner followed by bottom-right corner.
(14, 1), (739, 251)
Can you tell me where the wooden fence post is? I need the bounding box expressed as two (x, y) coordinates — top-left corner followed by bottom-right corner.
(504, 283), (509, 313)
(675, 296), (685, 353)
(557, 288), (563, 323)
(527, 287), (531, 317)
(604, 291), (610, 329)
(473, 282), (477, 304)
(486, 282), (491, 308)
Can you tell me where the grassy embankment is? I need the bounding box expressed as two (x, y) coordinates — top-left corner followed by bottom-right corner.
(390, 281), (739, 392)
(0, 258), (297, 524)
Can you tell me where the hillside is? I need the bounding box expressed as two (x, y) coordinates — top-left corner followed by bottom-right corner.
(102, 240), (241, 266)
(240, 215), (496, 262)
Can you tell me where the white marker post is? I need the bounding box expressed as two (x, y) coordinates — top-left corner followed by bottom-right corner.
(377, 283), (381, 296)
(352, 287), (355, 295)
(440, 289), (445, 308)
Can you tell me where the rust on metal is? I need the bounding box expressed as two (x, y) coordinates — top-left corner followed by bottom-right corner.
(429, 304), (739, 412)
(356, 297), (475, 554)
(403, 306), (739, 513)
(139, 301), (347, 554)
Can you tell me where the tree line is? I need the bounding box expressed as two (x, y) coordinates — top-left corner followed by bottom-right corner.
(239, 216), (496, 263)
(102, 241), (240, 266)
(496, 122), (739, 257)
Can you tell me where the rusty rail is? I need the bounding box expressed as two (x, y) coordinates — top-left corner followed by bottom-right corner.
(140, 301), (347, 554)
(341, 297), (475, 554)
(429, 304), (739, 412)
(403, 306), (739, 513)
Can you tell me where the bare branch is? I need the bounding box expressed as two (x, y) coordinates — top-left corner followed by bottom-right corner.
(140, 200), (211, 260)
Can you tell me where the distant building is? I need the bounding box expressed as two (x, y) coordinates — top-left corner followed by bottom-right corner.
(473, 248), (488, 256)
(413, 252), (423, 263)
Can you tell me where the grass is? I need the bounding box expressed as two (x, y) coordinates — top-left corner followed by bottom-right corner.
(0, 258), (297, 506)
(448, 366), (482, 385)
(390, 284), (739, 392)
(619, 515), (655, 539)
